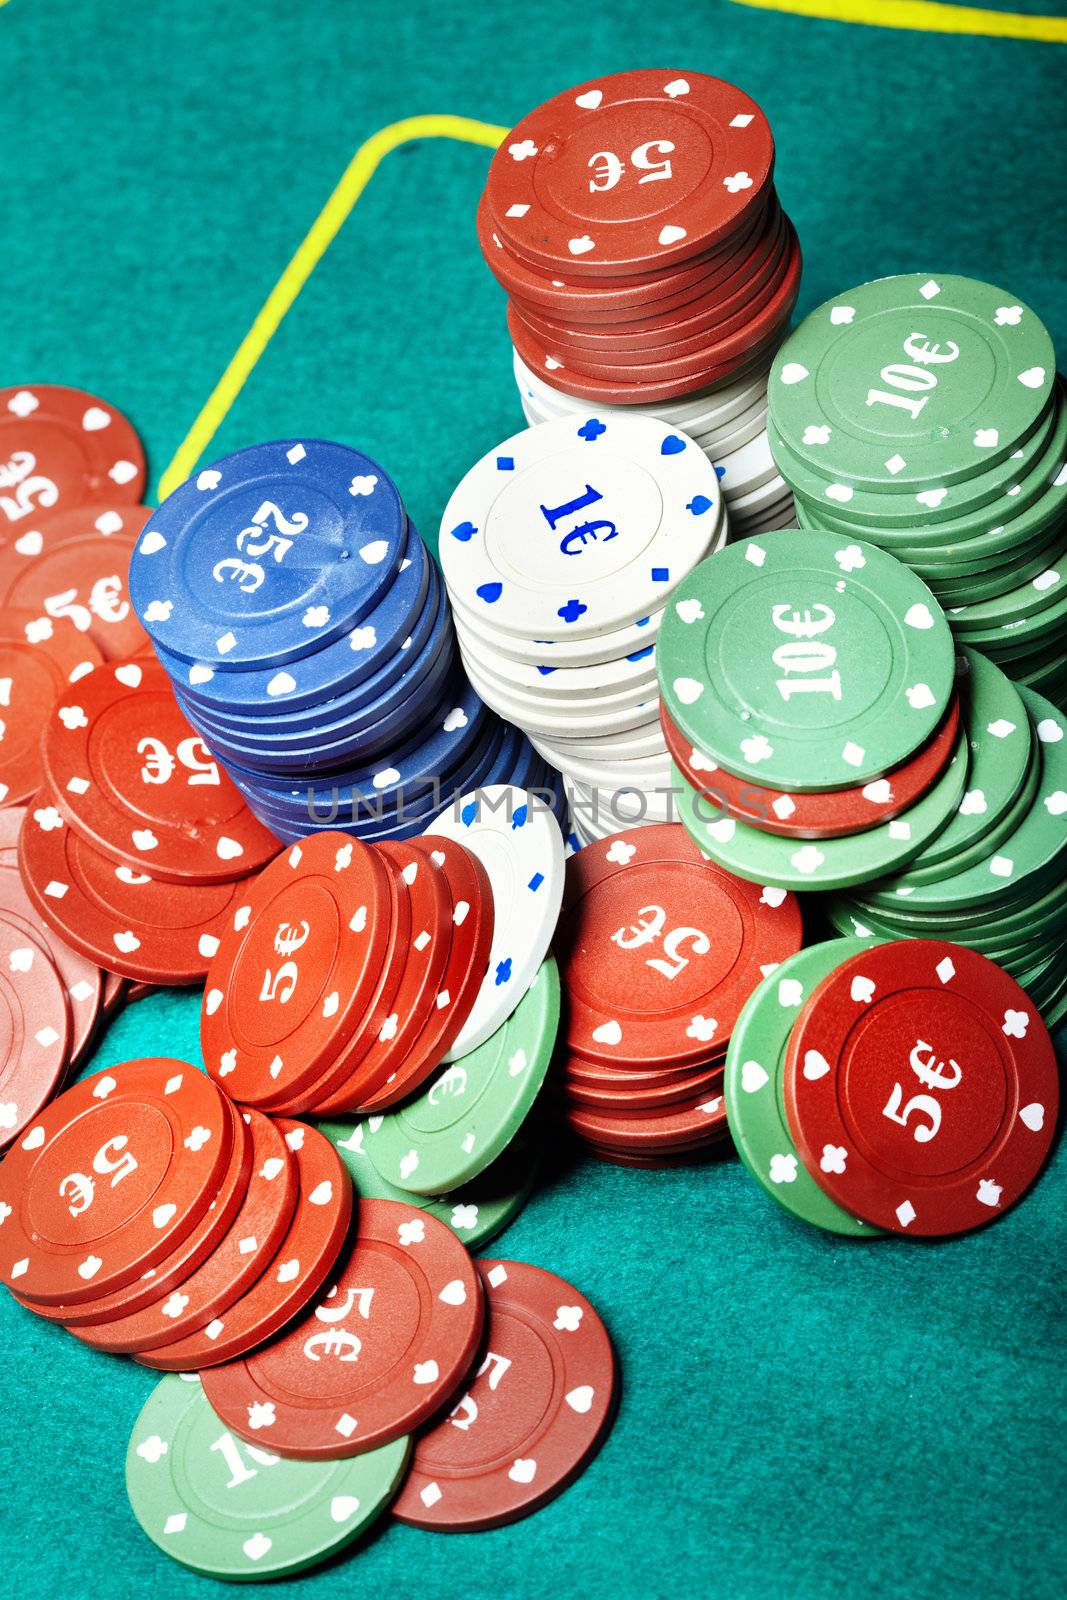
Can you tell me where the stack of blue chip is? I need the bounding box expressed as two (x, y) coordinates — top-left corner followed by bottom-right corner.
(130, 439), (565, 844)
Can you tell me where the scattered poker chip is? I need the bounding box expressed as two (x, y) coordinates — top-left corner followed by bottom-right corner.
(0, 607), (104, 806)
(0, 384), (146, 522)
(0, 1058), (233, 1306)
(318, 1118), (539, 1250)
(200, 1198), (484, 1460)
(18, 793), (260, 985)
(783, 939), (1059, 1236)
(0, 913), (70, 1149)
(363, 955), (559, 1195)
(201, 833), (395, 1109)
(555, 824), (802, 1068)
(0, 502), (153, 660)
(139, 1118), (352, 1371)
(126, 1374), (411, 1580)
(438, 413), (723, 642)
(0, 854), (103, 1068)
(426, 786), (565, 1058)
(393, 1258), (616, 1531)
(41, 656), (280, 884)
(70, 1109), (298, 1353)
(725, 940), (887, 1236)
(658, 529), (956, 791)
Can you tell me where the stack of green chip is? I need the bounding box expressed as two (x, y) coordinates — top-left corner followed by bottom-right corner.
(768, 274), (1065, 705)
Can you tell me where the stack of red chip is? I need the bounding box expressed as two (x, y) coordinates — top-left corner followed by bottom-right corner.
(552, 823), (803, 1167)
(0, 1059), (353, 1364)
(201, 829), (495, 1116)
(17, 655), (281, 994)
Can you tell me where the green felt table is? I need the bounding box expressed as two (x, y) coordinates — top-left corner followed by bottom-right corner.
(1, 2), (1065, 1597)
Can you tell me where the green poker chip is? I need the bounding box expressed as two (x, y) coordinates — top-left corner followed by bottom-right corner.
(823, 899), (1059, 976)
(725, 939), (886, 1238)
(862, 687), (1065, 913)
(951, 581), (1067, 648)
(312, 1118), (538, 1249)
(362, 955), (559, 1196)
(126, 1374), (410, 1580)
(769, 273), (1055, 491)
(657, 529), (956, 793)
(896, 749), (1040, 887)
(932, 533), (1067, 607)
(673, 732), (967, 891)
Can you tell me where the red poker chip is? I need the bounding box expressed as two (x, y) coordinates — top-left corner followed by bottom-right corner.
(783, 940), (1059, 1237)
(564, 1052), (714, 1090)
(0, 912), (70, 1149)
(0, 858), (102, 1069)
(661, 696), (962, 840)
(0, 385), (146, 528)
(138, 1118), (352, 1372)
(556, 823), (802, 1069)
(18, 791), (258, 985)
(584, 1140), (727, 1169)
(0, 806), (25, 852)
(0, 502), (152, 660)
(564, 1073), (727, 1149)
(200, 1196), (484, 1459)
(354, 837), (496, 1113)
(393, 1258), (616, 1531)
(0, 608), (104, 806)
(14, 1096), (250, 1327)
(485, 71), (774, 277)
(561, 1054), (726, 1112)
(0, 1056), (234, 1306)
(102, 969), (126, 1015)
(201, 833), (395, 1109)
(42, 656), (279, 885)
(69, 1108), (298, 1353)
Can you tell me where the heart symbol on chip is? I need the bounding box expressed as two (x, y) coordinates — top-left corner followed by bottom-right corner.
(575, 89), (603, 108)
(22, 1126), (45, 1150)
(1018, 367), (1046, 389)
(803, 1050), (831, 1081)
(115, 663), (143, 689)
(663, 77), (690, 96)
(569, 236), (595, 256)
(308, 1181), (334, 1206)
(779, 362), (808, 386)
(153, 1204), (177, 1229)
(414, 1361), (440, 1385)
(439, 1279), (468, 1306)
(566, 1386), (594, 1413)
(1019, 1103), (1045, 1132)
(592, 1020), (622, 1047)
(1033, 570), (1059, 592)
(509, 1459), (537, 1484)
(82, 407), (110, 431)
(672, 676), (703, 705)
(904, 604), (934, 630)
(659, 225), (687, 246)
(373, 767), (401, 790)
(322, 993), (339, 1018)
(741, 1059), (769, 1093)
(330, 1498), (360, 1523)
(862, 779), (892, 804)
(15, 530), (43, 557)
(359, 539), (389, 565)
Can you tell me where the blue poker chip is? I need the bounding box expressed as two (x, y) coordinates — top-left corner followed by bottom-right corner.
(130, 438), (406, 670)
(155, 523), (432, 716)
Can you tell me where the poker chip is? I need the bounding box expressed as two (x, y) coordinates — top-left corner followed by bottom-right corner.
(393, 1259), (616, 1530)
(782, 940), (1058, 1236)
(200, 1198), (484, 1459)
(362, 954), (559, 1195)
(318, 1118), (539, 1250)
(139, 1118), (352, 1371)
(425, 786), (565, 1058)
(0, 502), (152, 660)
(0, 1058), (233, 1306)
(0, 912), (71, 1149)
(0, 853), (103, 1070)
(0, 385), (146, 525)
(658, 530), (957, 792)
(0, 607), (104, 806)
(126, 1374), (411, 1580)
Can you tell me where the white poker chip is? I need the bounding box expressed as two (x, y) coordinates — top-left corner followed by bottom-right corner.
(450, 594), (666, 669)
(460, 653), (658, 739)
(439, 413), (723, 642)
(425, 784), (565, 1060)
(455, 615), (658, 702)
(714, 430), (779, 499)
(512, 348), (773, 434)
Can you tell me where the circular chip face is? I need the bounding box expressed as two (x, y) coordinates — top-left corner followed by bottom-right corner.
(0, 913), (70, 1149)
(0, 385), (146, 525)
(18, 792), (254, 985)
(138, 1118), (352, 1372)
(318, 1119), (538, 1251)
(126, 1373), (410, 1580)
(556, 823), (802, 1067)
(783, 939), (1059, 1235)
(769, 275), (1056, 490)
(363, 956), (559, 1195)
(485, 70), (773, 276)
(392, 1257), (615, 1530)
(0, 856), (102, 1067)
(70, 1110), (298, 1353)
(658, 529), (957, 791)
(201, 834), (394, 1108)
(0, 1057), (232, 1305)
(42, 656), (279, 883)
(438, 414), (722, 642)
(129, 440), (406, 671)
(725, 940), (886, 1236)
(426, 785), (565, 1059)
(199, 1198), (484, 1460)
(0, 502), (152, 660)
(0, 608), (104, 806)
(661, 695), (960, 840)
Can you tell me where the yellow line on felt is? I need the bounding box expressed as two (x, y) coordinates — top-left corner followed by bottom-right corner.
(158, 114), (507, 500)
(730, 0), (1067, 42)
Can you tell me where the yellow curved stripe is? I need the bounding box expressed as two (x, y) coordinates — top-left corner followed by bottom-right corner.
(158, 114), (507, 500)
(731, 0), (1067, 40)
